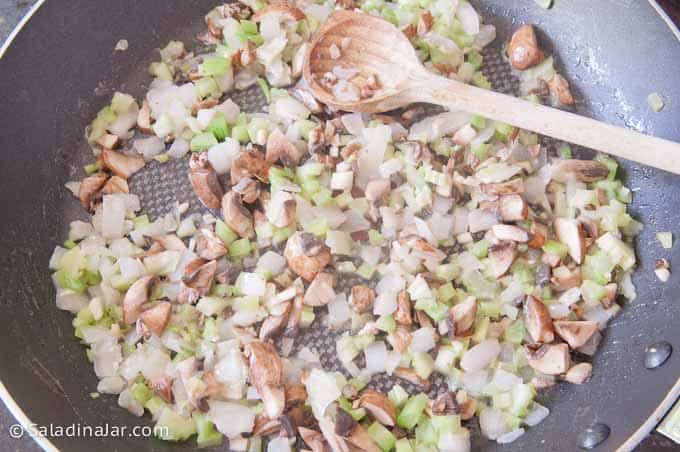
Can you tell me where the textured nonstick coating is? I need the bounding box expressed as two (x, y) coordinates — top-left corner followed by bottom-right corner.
(0, 0), (678, 450)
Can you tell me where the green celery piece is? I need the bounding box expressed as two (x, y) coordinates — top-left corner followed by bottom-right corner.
(198, 57), (231, 77)
(397, 394), (428, 430)
(190, 132), (218, 152)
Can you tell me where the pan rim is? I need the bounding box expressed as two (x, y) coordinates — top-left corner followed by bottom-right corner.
(0, 1), (677, 451)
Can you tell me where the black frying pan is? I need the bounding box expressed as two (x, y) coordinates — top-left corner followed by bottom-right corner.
(0, 0), (679, 451)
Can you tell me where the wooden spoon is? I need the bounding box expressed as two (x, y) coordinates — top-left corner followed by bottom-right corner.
(303, 10), (680, 175)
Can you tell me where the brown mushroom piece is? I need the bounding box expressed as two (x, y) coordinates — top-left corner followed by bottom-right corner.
(252, 414), (282, 437)
(564, 362), (593, 384)
(526, 343), (571, 375)
(357, 390), (396, 426)
(266, 128), (302, 165)
(152, 234), (186, 251)
(488, 241), (518, 278)
(284, 232), (331, 281)
(122, 275), (158, 324)
(259, 302), (292, 340)
(394, 291), (413, 326)
(100, 148), (146, 179)
(524, 295), (554, 343)
(299, 427), (326, 452)
(553, 320), (598, 349)
(346, 423), (382, 452)
(551, 159), (610, 183)
(195, 228), (227, 260)
(232, 177), (261, 204)
(231, 149), (270, 184)
(246, 340), (285, 419)
(499, 194), (528, 222)
(393, 367), (431, 391)
(480, 178), (524, 196)
(507, 24), (545, 70)
(137, 101), (152, 133)
(447, 296), (477, 338)
(284, 288), (304, 337)
(364, 178), (391, 203)
(387, 327), (412, 353)
(78, 173), (109, 212)
(600, 283), (618, 309)
(96, 133), (120, 149)
(550, 266), (582, 291)
(101, 175), (129, 194)
(182, 258), (217, 297)
(548, 74), (575, 106)
(189, 153), (224, 209)
(139, 301), (172, 336)
(554, 218), (586, 264)
(252, 2), (306, 21)
(222, 191), (255, 239)
(492, 224), (530, 242)
(528, 222), (547, 249)
(304, 272), (336, 307)
(264, 191), (296, 228)
(349, 285), (376, 314)
(149, 376), (174, 403)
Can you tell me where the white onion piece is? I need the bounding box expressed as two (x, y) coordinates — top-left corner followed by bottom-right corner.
(456, 1), (480, 35)
(304, 368), (341, 418)
(409, 327), (436, 353)
(196, 108), (217, 129)
(341, 113), (365, 136)
(207, 139), (241, 175)
(460, 339), (500, 372)
(468, 209), (499, 233)
(208, 401), (255, 438)
(524, 403), (550, 427)
(328, 294), (352, 328)
(365, 341), (388, 375)
(237, 272), (266, 297)
(215, 99), (240, 123)
(479, 407), (508, 440)
(497, 428), (525, 444)
(257, 251), (286, 276)
(492, 368), (521, 391)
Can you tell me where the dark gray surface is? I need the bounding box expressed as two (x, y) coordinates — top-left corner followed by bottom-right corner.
(0, 1), (679, 452)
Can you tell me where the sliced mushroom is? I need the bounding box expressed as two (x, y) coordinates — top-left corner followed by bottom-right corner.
(578, 216), (599, 240)
(524, 295), (554, 343)
(393, 367), (431, 391)
(553, 320), (598, 349)
(550, 266), (582, 291)
(304, 272), (336, 307)
(259, 302), (292, 341)
(266, 128), (302, 166)
(394, 291), (413, 326)
(299, 427), (327, 452)
(231, 149), (269, 184)
(78, 173), (108, 212)
(386, 327), (412, 354)
(357, 390), (396, 426)
(492, 224), (530, 242)
(149, 375), (174, 403)
(526, 343), (571, 375)
(96, 133), (120, 149)
(452, 123), (476, 146)
(335, 408), (357, 437)
(101, 175), (129, 194)
(600, 283), (618, 309)
(284, 284), (305, 337)
(189, 153), (224, 209)
(349, 285), (376, 314)
(182, 258), (216, 296)
(554, 218), (585, 264)
(318, 417), (350, 452)
(499, 194), (528, 222)
(551, 159), (609, 183)
(364, 178), (391, 203)
(527, 222), (547, 249)
(252, 2), (306, 21)
(252, 414), (282, 437)
(137, 100), (152, 133)
(564, 362), (593, 384)
(232, 176), (261, 204)
(195, 228), (227, 260)
(655, 258), (671, 283)
(122, 275), (158, 324)
(548, 74), (575, 106)
(139, 301), (172, 336)
(488, 241), (518, 278)
(346, 423), (381, 452)
(222, 191), (255, 239)
(447, 296), (477, 338)
(100, 148), (146, 179)
(507, 24), (545, 70)
(480, 178), (524, 196)
(152, 234), (186, 251)
(530, 376), (556, 390)
(246, 340), (285, 419)
(284, 232), (331, 281)
(285, 384), (308, 407)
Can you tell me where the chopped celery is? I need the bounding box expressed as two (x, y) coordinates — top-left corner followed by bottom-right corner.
(153, 153), (169, 163)
(338, 396), (367, 421)
(412, 352), (435, 379)
(471, 239), (489, 258)
(145, 396), (167, 419)
(467, 51), (483, 70)
(357, 263), (376, 279)
(111, 92), (135, 115)
(231, 124), (249, 143)
(190, 132), (218, 152)
(207, 113), (229, 141)
(149, 62), (173, 81)
(534, 0), (553, 9)
(558, 145), (573, 159)
(472, 317), (490, 343)
(472, 71), (492, 89)
(518, 130), (539, 146)
(471, 142), (490, 160)
(510, 383), (535, 417)
(647, 92), (665, 112)
(657, 232), (673, 249)
(63, 239), (77, 249)
(307, 217), (329, 237)
(582, 253), (615, 285)
(388, 385), (409, 409)
(503, 320), (526, 344)
(198, 57), (231, 77)
(229, 238), (252, 258)
(414, 297), (448, 322)
(581, 279), (606, 305)
(73, 306), (94, 337)
(368, 229), (385, 246)
(195, 77), (219, 98)
(397, 394), (428, 430)
(376, 315), (396, 334)
(494, 122), (514, 140)
(84, 163), (100, 175)
(479, 301), (501, 318)
(367, 422), (397, 452)
(132, 382), (153, 404)
(542, 240), (568, 259)
(193, 412), (223, 448)
(395, 438), (414, 452)
(56, 269), (86, 294)
(300, 307), (315, 328)
(256, 77), (271, 102)
(88, 106), (117, 142)
(470, 114), (487, 130)
(294, 119), (318, 141)
(154, 409), (197, 441)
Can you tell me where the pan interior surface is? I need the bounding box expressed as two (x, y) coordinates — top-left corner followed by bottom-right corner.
(0, 1), (678, 451)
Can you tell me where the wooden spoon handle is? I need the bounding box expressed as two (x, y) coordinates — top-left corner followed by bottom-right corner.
(412, 74), (680, 175)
